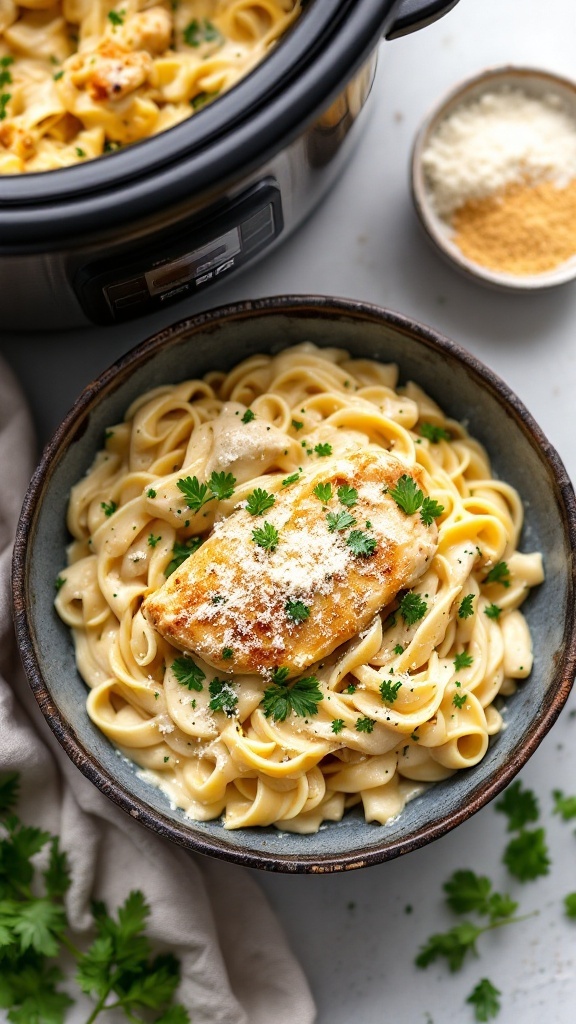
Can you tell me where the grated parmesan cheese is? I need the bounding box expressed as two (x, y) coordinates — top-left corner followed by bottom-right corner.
(422, 87), (576, 218)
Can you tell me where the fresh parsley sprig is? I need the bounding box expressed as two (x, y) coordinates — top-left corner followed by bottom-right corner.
(399, 591), (427, 626)
(389, 474), (444, 525)
(262, 674), (322, 721)
(326, 510), (356, 533)
(172, 655), (205, 691)
(165, 536), (203, 576)
(252, 521), (279, 550)
(177, 471), (236, 511)
(466, 978), (502, 1022)
(245, 488), (276, 516)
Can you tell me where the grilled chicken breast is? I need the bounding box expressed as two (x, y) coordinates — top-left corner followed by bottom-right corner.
(142, 449), (438, 675)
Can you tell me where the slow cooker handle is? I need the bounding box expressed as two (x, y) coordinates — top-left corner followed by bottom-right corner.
(385, 0), (460, 39)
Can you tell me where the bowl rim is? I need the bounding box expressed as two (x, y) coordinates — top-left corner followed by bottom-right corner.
(12, 294), (576, 872)
(411, 63), (576, 291)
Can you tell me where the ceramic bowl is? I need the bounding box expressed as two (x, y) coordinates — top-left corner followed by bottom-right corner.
(12, 296), (576, 872)
(411, 65), (576, 291)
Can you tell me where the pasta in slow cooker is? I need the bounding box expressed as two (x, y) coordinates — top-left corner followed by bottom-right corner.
(55, 344), (544, 833)
(0, 0), (301, 173)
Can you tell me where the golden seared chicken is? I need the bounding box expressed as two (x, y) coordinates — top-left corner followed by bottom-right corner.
(142, 449), (438, 675)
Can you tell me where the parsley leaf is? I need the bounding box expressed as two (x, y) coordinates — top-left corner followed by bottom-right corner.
(485, 561), (511, 587)
(458, 593), (475, 618)
(346, 529), (377, 557)
(337, 484), (358, 508)
(208, 678), (238, 716)
(107, 10), (125, 25)
(183, 17), (223, 46)
(281, 471), (301, 487)
(252, 521), (279, 550)
(454, 651), (473, 670)
(262, 675), (322, 721)
(208, 471), (236, 500)
(100, 500), (117, 517)
(285, 599), (310, 623)
(326, 510), (357, 532)
(443, 870), (518, 923)
(172, 655), (205, 691)
(415, 921), (482, 972)
(176, 475), (212, 512)
(552, 789), (576, 820)
(420, 422), (451, 443)
(380, 678), (402, 703)
(420, 496), (444, 526)
(241, 408), (255, 423)
(291, 419), (304, 431)
(313, 482), (333, 503)
(314, 443), (333, 457)
(246, 488), (276, 516)
(147, 533), (162, 548)
(389, 474), (423, 515)
(0, 772), (19, 814)
(399, 591), (427, 625)
(502, 828), (550, 882)
(165, 536), (203, 576)
(453, 692), (467, 709)
(466, 978), (501, 1022)
(331, 719), (345, 734)
(271, 666), (290, 684)
(564, 893), (576, 918)
(484, 603), (502, 620)
(355, 717), (375, 733)
(495, 780), (539, 832)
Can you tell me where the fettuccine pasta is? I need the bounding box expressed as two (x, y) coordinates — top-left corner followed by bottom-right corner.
(0, 0), (301, 173)
(55, 344), (544, 833)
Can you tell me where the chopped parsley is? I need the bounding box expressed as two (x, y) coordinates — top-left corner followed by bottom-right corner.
(100, 500), (117, 517)
(208, 471), (236, 500)
(177, 475), (212, 511)
(389, 473), (444, 524)
(285, 599), (310, 623)
(291, 419), (304, 431)
(495, 780), (539, 832)
(262, 674), (322, 721)
(54, 576), (66, 592)
(147, 533), (162, 548)
(246, 487), (276, 516)
(484, 603), (502, 620)
(458, 593), (475, 619)
(241, 408), (255, 423)
(552, 789), (576, 820)
(485, 561), (511, 587)
(454, 651), (473, 671)
(452, 692), (467, 709)
(165, 536), (202, 575)
(466, 979), (501, 1021)
(389, 474), (423, 515)
(337, 485), (358, 508)
(0, 92), (11, 120)
(420, 496), (444, 526)
(346, 529), (377, 557)
(146, 488), (157, 498)
(191, 90), (219, 110)
(211, 593), (226, 605)
(355, 716), (375, 734)
(420, 421), (451, 443)
(331, 719), (345, 734)
(564, 893), (576, 919)
(172, 655), (205, 691)
(251, 521), (279, 550)
(221, 647), (234, 661)
(314, 443), (333, 457)
(75, 147), (86, 158)
(183, 17), (223, 47)
(281, 471), (301, 487)
(380, 678), (402, 703)
(393, 643), (404, 655)
(107, 9), (125, 26)
(313, 482), (333, 503)
(208, 678), (238, 716)
(326, 510), (356, 532)
(53, 69), (65, 80)
(399, 591), (427, 625)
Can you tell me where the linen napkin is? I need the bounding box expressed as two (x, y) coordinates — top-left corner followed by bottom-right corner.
(0, 356), (316, 1024)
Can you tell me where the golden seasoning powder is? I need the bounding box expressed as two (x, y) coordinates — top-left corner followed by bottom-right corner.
(452, 178), (576, 275)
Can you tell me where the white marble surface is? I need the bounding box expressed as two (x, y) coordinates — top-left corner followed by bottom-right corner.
(3, 0), (576, 1021)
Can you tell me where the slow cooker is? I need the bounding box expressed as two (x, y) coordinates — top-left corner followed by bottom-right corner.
(0, 0), (459, 331)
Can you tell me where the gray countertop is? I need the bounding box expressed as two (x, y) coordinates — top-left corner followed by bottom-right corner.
(3, 1), (576, 1020)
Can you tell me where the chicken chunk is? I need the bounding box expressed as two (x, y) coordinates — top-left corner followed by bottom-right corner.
(142, 449), (438, 675)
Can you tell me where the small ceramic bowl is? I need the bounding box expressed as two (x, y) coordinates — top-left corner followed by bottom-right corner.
(12, 296), (576, 872)
(411, 66), (576, 290)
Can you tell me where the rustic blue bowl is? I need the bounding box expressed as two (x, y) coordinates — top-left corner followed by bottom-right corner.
(12, 296), (576, 872)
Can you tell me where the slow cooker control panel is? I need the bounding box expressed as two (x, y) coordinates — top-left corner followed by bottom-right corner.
(75, 180), (283, 324)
